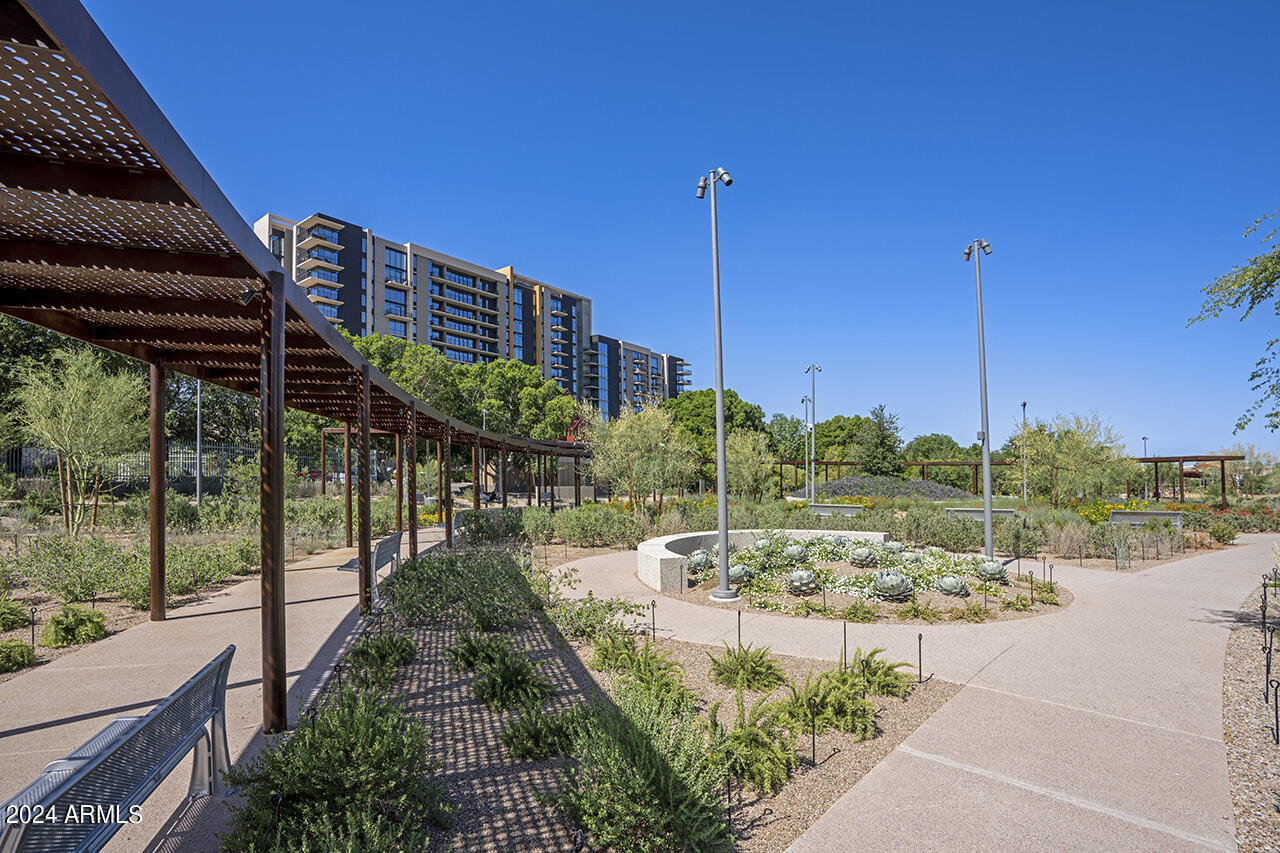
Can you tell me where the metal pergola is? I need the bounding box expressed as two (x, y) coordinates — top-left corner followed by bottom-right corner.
(0, 0), (588, 732)
(1133, 455), (1245, 508)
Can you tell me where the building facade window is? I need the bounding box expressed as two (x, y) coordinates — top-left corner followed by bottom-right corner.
(385, 291), (407, 316)
(384, 247), (407, 283)
(388, 319), (407, 338)
(316, 302), (339, 319)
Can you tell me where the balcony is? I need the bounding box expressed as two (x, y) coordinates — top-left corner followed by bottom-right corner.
(298, 229), (340, 252)
(551, 324), (567, 332)
(677, 378), (692, 386)
(677, 368), (691, 376)
(550, 309), (568, 318)
(298, 254), (342, 274)
(296, 268), (341, 286)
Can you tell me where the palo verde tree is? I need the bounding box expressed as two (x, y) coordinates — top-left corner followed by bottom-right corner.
(1017, 413), (1140, 506)
(582, 402), (698, 516)
(725, 430), (777, 502)
(1189, 210), (1280, 431)
(13, 348), (146, 534)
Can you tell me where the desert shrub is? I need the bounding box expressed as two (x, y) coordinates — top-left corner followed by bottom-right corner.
(222, 689), (451, 852)
(383, 549), (535, 631)
(553, 680), (730, 853)
(996, 518), (1041, 557)
(710, 688), (797, 795)
(1001, 594), (1033, 612)
(949, 601), (993, 623)
(614, 641), (693, 706)
(897, 599), (944, 623)
(1209, 520), (1238, 544)
(446, 631), (512, 672)
(0, 470), (18, 500)
(21, 535), (133, 603)
(500, 704), (589, 760)
(40, 604), (106, 647)
(552, 504), (642, 548)
(522, 506), (554, 544)
(548, 591), (643, 641)
(0, 639), (36, 672)
(1045, 520), (1089, 558)
(346, 632), (415, 692)
(472, 644), (553, 711)
(707, 642), (785, 692)
(166, 542), (236, 596)
(0, 596), (29, 630)
(841, 601), (880, 623)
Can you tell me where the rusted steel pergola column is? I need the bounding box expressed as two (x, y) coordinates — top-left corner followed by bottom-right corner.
(260, 270), (286, 734)
(574, 459), (582, 507)
(357, 364), (372, 614)
(500, 445), (508, 508)
(472, 442), (480, 510)
(1154, 462), (1160, 501)
(443, 422), (453, 548)
(395, 433), (402, 531)
(1179, 461), (1185, 503)
(319, 429), (326, 496)
(407, 404), (418, 560)
(1221, 459), (1228, 509)
(148, 358), (165, 622)
(344, 421), (352, 548)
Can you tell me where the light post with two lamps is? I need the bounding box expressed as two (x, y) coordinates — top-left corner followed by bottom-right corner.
(805, 365), (821, 501)
(963, 238), (994, 558)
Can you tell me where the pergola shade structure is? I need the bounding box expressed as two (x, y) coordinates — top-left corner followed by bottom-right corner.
(0, 0), (587, 732)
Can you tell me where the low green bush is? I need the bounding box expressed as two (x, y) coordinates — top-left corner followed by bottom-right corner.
(500, 704), (588, 760)
(771, 668), (876, 740)
(522, 506), (554, 544)
(222, 688), (451, 852)
(20, 535), (133, 603)
(0, 639), (36, 673)
(707, 642), (785, 692)
(446, 632), (511, 672)
(588, 630), (638, 672)
(1001, 594), (1033, 612)
(711, 688), (797, 795)
(897, 599), (944, 623)
(552, 504), (641, 548)
(40, 604), (106, 647)
(552, 680), (730, 853)
(948, 602), (993, 623)
(841, 601), (880, 623)
(471, 644), (553, 711)
(1209, 520), (1239, 544)
(847, 646), (913, 698)
(547, 591), (643, 640)
(0, 596), (29, 630)
(346, 632), (416, 692)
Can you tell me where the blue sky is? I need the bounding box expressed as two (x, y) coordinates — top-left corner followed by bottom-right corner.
(86, 0), (1280, 456)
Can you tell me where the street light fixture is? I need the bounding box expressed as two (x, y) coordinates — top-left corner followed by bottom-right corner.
(696, 166), (738, 602)
(963, 238), (994, 558)
(801, 395), (812, 501)
(805, 365), (821, 502)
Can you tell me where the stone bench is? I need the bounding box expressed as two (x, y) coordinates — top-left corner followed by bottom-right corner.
(1108, 510), (1183, 529)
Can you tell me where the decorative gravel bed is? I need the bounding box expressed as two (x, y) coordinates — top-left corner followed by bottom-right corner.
(1222, 582), (1280, 851)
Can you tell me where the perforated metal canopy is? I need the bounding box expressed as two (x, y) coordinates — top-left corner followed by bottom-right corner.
(0, 0), (585, 459)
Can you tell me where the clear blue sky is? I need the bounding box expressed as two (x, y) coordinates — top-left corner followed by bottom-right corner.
(86, 0), (1280, 456)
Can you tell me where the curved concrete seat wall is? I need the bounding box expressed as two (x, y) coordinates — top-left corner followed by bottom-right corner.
(636, 528), (889, 593)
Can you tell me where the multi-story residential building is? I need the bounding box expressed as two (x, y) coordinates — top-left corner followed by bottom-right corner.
(253, 211), (687, 413)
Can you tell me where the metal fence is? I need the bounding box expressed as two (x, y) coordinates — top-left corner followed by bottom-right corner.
(2, 442), (320, 482)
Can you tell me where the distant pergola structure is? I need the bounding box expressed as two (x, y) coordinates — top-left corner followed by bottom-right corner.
(0, 0), (588, 733)
(1132, 455), (1245, 508)
(773, 459), (1014, 498)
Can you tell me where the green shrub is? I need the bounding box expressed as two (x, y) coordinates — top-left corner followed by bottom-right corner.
(614, 641), (693, 706)
(383, 549), (535, 631)
(346, 632), (415, 691)
(0, 470), (18, 501)
(40, 604), (106, 647)
(1001, 594), (1033, 612)
(522, 506), (554, 544)
(949, 602), (993, 623)
(472, 644), (553, 711)
(707, 642), (785, 692)
(553, 680), (730, 853)
(552, 504), (641, 548)
(710, 688), (798, 796)
(222, 689), (451, 852)
(771, 667), (876, 740)
(848, 646), (913, 698)
(1209, 520), (1238, 544)
(0, 639), (36, 673)
(22, 535), (133, 603)
(446, 632), (511, 672)
(0, 596), (29, 630)
(588, 630), (638, 672)
(897, 598), (944, 623)
(841, 601), (880, 623)
(500, 704), (588, 760)
(548, 591), (643, 640)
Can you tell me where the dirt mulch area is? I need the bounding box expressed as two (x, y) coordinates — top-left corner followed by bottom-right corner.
(676, 567), (1072, 625)
(396, 612), (959, 852)
(1222, 583), (1280, 851)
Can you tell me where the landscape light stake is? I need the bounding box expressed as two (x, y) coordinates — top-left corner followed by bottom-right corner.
(918, 633), (923, 683)
(1265, 642), (1273, 703)
(842, 620), (847, 671)
(809, 697), (818, 765)
(29, 607), (36, 647)
(1029, 569), (1034, 605)
(726, 775), (732, 825)
(822, 588), (827, 610)
(1049, 563), (1054, 592)
(1264, 589), (1270, 642)
(651, 600), (657, 642)
(1271, 680), (1280, 745)
(333, 663), (343, 691)
(861, 658), (869, 700)
(574, 829), (585, 853)
(738, 609), (742, 647)
(1079, 546), (1084, 567)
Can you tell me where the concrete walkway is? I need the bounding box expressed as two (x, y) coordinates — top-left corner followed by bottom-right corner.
(0, 528), (443, 852)
(567, 534), (1272, 852)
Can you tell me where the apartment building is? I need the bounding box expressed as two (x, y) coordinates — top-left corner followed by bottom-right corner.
(253, 211), (687, 411)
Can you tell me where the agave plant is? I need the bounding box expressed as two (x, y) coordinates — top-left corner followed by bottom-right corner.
(787, 569), (820, 596)
(902, 551), (924, 565)
(937, 575), (970, 597)
(976, 559), (1007, 583)
(849, 547), (878, 569)
(728, 563), (752, 584)
(884, 541), (905, 554)
(755, 538), (772, 550)
(687, 549), (713, 571)
(783, 543), (808, 563)
(873, 570), (914, 602)
(825, 535), (850, 548)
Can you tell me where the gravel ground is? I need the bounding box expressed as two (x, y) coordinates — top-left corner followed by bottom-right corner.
(1223, 582), (1280, 851)
(395, 608), (959, 852)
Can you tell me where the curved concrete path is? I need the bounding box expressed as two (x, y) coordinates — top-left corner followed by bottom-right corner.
(567, 534), (1273, 852)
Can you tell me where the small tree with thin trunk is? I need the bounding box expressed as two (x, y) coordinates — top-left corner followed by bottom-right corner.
(726, 430), (777, 502)
(582, 403), (698, 517)
(13, 349), (146, 535)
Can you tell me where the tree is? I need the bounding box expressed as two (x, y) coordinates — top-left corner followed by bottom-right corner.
(853, 405), (904, 476)
(1017, 413), (1139, 505)
(13, 349), (146, 534)
(765, 413), (805, 462)
(583, 403), (698, 515)
(725, 431), (777, 502)
(1189, 210), (1280, 431)
(813, 414), (869, 462)
(901, 432), (970, 490)
(165, 376), (260, 446)
(1219, 442), (1278, 499)
(661, 388), (766, 459)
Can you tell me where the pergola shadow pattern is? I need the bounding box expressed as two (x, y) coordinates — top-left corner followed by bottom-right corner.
(0, 0), (588, 731)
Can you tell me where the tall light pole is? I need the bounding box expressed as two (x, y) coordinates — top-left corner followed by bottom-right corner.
(805, 364), (821, 501)
(801, 395), (812, 500)
(195, 379), (203, 505)
(963, 239), (994, 558)
(1020, 401), (1027, 502)
(1142, 435), (1149, 500)
(696, 167), (738, 602)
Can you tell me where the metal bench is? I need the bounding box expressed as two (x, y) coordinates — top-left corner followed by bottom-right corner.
(371, 532), (404, 599)
(0, 645), (235, 853)
(808, 503), (865, 517)
(945, 507), (1019, 520)
(1109, 509), (1183, 529)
